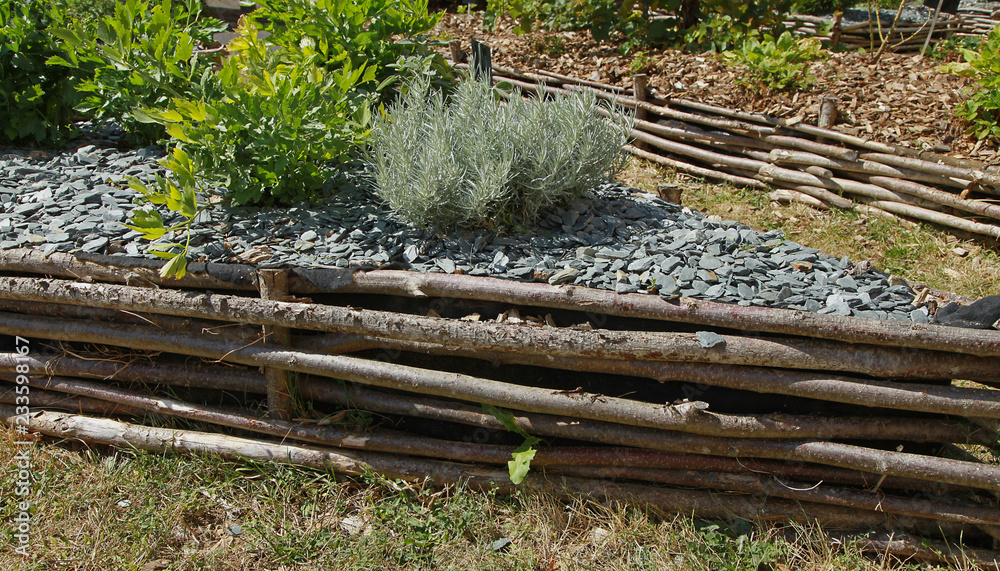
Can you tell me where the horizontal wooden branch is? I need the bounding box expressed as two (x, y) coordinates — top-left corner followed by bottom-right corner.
(3, 277), (999, 382)
(768, 148), (970, 190)
(555, 465), (1000, 526)
(4, 251), (1000, 359)
(307, 383), (1000, 492)
(302, 335), (1000, 424)
(3, 311), (958, 443)
(0, 298), (264, 342)
(623, 144), (770, 189)
(0, 382), (147, 416)
(0, 406), (978, 535)
(43, 367), (992, 529)
(856, 197), (1000, 239)
(6, 353), (974, 494)
(0, 352), (265, 393)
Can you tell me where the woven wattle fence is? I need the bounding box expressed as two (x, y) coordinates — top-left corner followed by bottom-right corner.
(468, 60), (1000, 243)
(1, 246), (999, 566)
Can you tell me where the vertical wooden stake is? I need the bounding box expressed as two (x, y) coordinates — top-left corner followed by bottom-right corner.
(632, 74), (649, 150)
(258, 269), (292, 420)
(817, 97), (839, 145)
(818, 97), (839, 129)
(449, 39), (463, 64)
(831, 10), (843, 48)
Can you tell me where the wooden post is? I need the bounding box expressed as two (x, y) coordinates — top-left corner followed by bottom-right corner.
(817, 97), (839, 145)
(831, 10), (843, 48)
(818, 97), (839, 129)
(449, 39), (463, 64)
(258, 269), (292, 420)
(633, 74), (649, 150)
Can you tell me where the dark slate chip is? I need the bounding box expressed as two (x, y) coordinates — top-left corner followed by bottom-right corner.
(696, 331), (726, 349)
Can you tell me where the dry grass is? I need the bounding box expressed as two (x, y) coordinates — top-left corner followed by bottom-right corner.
(2, 424), (978, 570)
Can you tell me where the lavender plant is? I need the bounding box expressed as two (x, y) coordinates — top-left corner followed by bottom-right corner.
(366, 73), (632, 230)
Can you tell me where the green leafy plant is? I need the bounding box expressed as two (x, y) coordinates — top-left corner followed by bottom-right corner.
(689, 521), (782, 571)
(246, 0), (450, 100)
(938, 24), (1000, 140)
(482, 0), (794, 54)
(629, 50), (657, 74)
(485, 0), (672, 54)
(0, 0), (81, 144)
(137, 17), (376, 207)
(721, 30), (825, 92)
(482, 404), (541, 485)
(791, 0), (846, 15)
(124, 147), (207, 279)
(368, 474), (482, 563)
(366, 71), (632, 230)
(530, 34), (569, 58)
(65, 0), (118, 25)
(50, 0), (226, 144)
(928, 35), (983, 62)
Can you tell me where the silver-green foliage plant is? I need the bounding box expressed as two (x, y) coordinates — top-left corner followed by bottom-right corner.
(366, 73), (632, 230)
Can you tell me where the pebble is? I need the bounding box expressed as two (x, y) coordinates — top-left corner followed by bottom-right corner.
(0, 124), (924, 322)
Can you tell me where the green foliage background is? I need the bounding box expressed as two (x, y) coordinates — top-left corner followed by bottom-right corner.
(1, 0), (81, 144)
(50, 0), (226, 145)
(939, 23), (1000, 140)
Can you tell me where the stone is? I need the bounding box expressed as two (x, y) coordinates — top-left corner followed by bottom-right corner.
(81, 236), (109, 253)
(699, 256), (723, 271)
(615, 282), (640, 294)
(627, 257), (656, 273)
(696, 331), (726, 349)
(835, 275), (858, 290)
(548, 267), (579, 285)
(403, 244), (420, 263)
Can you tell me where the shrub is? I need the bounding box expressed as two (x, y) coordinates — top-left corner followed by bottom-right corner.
(938, 24), (1000, 140)
(365, 73), (632, 230)
(65, 0), (118, 25)
(246, 0), (450, 99)
(484, 0), (674, 53)
(721, 30), (825, 92)
(137, 17), (376, 207)
(0, 0), (80, 144)
(483, 0), (794, 54)
(50, 0), (226, 144)
(791, 0), (845, 16)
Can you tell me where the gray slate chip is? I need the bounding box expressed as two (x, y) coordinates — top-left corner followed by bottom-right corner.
(0, 146), (924, 324)
(81, 236), (109, 253)
(696, 331), (726, 349)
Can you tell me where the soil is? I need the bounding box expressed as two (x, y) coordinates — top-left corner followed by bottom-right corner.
(432, 12), (995, 165)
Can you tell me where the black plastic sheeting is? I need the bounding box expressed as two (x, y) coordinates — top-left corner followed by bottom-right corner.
(934, 295), (1000, 330)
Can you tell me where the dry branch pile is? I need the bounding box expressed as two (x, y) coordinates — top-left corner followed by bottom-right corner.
(785, 12), (965, 52)
(476, 62), (1000, 241)
(1, 248), (999, 564)
(785, 4), (999, 51)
